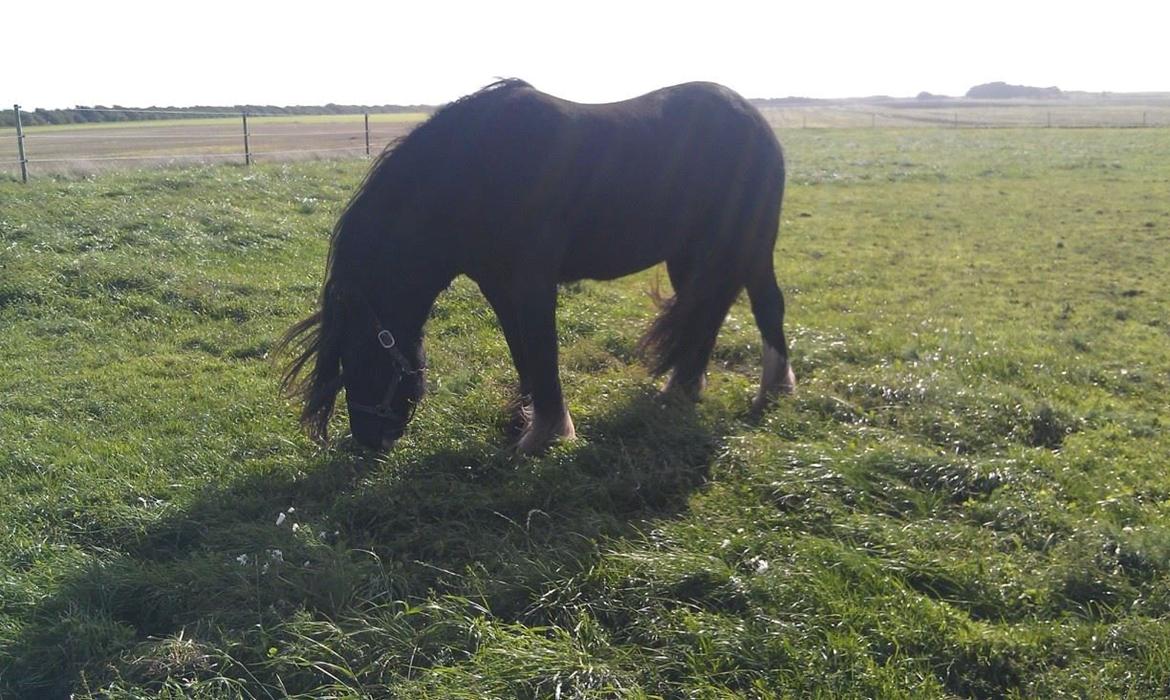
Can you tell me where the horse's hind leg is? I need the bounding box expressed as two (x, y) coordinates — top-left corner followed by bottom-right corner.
(746, 263), (796, 413)
(660, 256), (705, 400)
(658, 255), (740, 401)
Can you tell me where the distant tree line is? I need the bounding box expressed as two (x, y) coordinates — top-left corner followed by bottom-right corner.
(965, 82), (1063, 99)
(2, 103), (433, 128)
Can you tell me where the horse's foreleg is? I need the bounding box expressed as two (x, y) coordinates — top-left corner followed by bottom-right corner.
(511, 284), (575, 454)
(481, 284), (533, 436)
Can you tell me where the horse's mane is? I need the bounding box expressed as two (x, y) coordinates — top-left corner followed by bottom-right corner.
(276, 79), (533, 442)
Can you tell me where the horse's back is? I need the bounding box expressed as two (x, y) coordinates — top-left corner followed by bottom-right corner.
(557, 84), (785, 280)
(432, 81), (784, 283)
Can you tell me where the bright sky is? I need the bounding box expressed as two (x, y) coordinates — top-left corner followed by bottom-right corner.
(5, 0), (1166, 110)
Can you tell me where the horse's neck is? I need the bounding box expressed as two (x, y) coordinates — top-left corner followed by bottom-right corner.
(341, 198), (455, 333)
(365, 247), (453, 337)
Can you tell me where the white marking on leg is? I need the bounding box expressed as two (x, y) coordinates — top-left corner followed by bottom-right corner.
(752, 343), (794, 412)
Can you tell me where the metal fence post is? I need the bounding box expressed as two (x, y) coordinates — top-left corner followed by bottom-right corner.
(364, 113), (371, 157)
(241, 112), (252, 166)
(14, 105), (28, 183)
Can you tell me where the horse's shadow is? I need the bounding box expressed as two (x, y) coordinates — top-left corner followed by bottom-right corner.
(5, 392), (722, 697)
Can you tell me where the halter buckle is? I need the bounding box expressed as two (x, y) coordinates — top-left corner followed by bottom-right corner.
(377, 329), (396, 349)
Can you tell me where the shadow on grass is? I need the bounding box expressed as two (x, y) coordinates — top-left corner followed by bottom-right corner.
(3, 392), (720, 697)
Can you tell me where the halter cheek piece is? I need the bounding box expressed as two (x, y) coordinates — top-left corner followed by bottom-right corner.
(346, 296), (423, 422)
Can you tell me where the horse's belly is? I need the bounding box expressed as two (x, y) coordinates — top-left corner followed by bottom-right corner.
(559, 227), (675, 281)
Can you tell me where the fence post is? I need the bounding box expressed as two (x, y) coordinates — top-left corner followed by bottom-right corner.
(364, 113), (370, 157)
(241, 112), (251, 166)
(13, 105), (28, 183)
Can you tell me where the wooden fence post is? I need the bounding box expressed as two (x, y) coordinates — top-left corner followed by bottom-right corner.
(14, 105), (28, 183)
(242, 112), (252, 166)
(364, 113), (371, 157)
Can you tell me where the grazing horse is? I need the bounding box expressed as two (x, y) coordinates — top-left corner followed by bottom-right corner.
(279, 79), (795, 454)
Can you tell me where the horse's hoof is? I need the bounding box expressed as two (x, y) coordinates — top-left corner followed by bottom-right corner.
(659, 372), (705, 403)
(505, 398), (533, 438)
(751, 365), (796, 415)
(515, 410), (576, 455)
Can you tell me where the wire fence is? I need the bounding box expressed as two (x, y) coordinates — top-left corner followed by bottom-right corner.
(5, 101), (1170, 181)
(3, 105), (424, 181)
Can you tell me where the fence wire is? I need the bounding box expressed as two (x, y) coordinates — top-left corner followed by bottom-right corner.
(25, 133), (244, 141)
(27, 153), (245, 163)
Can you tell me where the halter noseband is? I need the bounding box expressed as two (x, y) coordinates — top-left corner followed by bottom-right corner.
(346, 291), (422, 422)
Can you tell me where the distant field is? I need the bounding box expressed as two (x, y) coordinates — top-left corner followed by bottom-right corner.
(760, 99), (1170, 129)
(2, 127), (1169, 697)
(1, 113), (427, 176)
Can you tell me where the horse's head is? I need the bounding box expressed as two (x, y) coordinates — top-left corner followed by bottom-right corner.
(278, 279), (426, 451)
(338, 289), (426, 450)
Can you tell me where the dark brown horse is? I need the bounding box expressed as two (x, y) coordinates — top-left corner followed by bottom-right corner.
(279, 79), (795, 454)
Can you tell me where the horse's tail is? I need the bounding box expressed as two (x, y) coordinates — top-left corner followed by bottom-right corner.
(638, 262), (747, 378)
(638, 154), (784, 379)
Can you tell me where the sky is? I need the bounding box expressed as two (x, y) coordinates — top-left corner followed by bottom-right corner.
(4, 0), (1167, 110)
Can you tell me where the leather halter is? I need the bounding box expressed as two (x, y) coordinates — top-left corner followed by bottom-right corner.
(346, 291), (422, 422)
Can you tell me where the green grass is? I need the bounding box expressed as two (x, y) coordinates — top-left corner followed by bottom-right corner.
(1, 128), (1169, 698)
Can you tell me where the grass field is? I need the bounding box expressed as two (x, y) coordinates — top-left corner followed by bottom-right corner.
(1, 127), (1169, 698)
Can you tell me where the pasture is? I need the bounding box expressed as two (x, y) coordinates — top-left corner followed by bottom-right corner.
(1, 126), (1169, 698)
